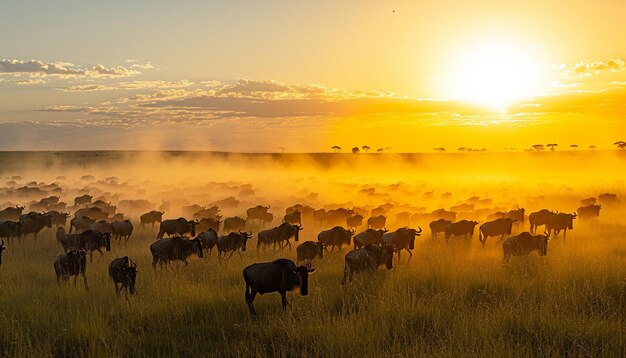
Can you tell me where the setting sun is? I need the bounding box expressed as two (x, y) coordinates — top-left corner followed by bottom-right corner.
(445, 41), (545, 111)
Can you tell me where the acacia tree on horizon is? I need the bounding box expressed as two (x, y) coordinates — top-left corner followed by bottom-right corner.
(546, 143), (558, 151)
(351, 147), (360, 154)
(614, 141), (626, 150)
(570, 144), (578, 151)
(331, 145), (342, 153)
(362, 145), (371, 152)
(532, 144), (545, 152)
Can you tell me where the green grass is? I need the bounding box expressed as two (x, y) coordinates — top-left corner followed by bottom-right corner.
(1, 222), (625, 357)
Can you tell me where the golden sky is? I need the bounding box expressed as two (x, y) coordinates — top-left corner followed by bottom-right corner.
(0, 0), (625, 151)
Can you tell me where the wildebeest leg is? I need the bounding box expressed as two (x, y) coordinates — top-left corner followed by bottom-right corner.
(280, 291), (290, 310)
(406, 249), (413, 263)
(114, 282), (120, 296)
(184, 258), (188, 266)
(245, 285), (258, 316)
(237, 250), (243, 259)
(563, 229), (567, 240)
(342, 263), (349, 285)
(83, 274), (89, 291)
(397, 250), (401, 263)
(152, 256), (158, 269)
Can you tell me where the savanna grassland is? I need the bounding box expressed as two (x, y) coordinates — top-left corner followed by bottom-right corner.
(0, 151), (625, 357)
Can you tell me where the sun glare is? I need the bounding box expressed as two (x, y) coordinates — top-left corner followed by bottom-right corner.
(446, 41), (544, 111)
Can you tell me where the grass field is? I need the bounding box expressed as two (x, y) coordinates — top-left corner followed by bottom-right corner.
(0, 151), (625, 357)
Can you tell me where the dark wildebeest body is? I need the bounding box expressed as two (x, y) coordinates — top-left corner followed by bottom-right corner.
(478, 218), (516, 247)
(429, 219), (452, 239)
(257, 222), (302, 251)
(75, 207), (108, 221)
(367, 215), (387, 230)
(70, 216), (95, 233)
(217, 231), (253, 258)
(196, 217), (221, 233)
(73, 230), (111, 262)
(0, 206), (25, 221)
(223, 216), (246, 233)
(346, 214), (364, 231)
(89, 200), (116, 216)
(529, 209), (556, 234)
(577, 205), (601, 220)
(325, 208), (354, 227)
(546, 213), (576, 239)
(88, 220), (113, 234)
(296, 241), (324, 263)
(243, 259), (315, 316)
(313, 209), (327, 225)
(353, 229), (387, 249)
(342, 245), (394, 284)
(196, 229), (219, 254)
(157, 218), (198, 239)
(54, 250), (88, 290)
(580, 197), (596, 206)
(74, 195), (93, 207)
(150, 237), (203, 268)
(246, 205), (270, 224)
(382, 227), (422, 262)
(48, 211), (70, 227)
(444, 220), (478, 242)
(20, 213), (53, 238)
(192, 206), (221, 220)
(109, 256), (137, 297)
(283, 211), (302, 225)
(0, 221), (21, 243)
(488, 208), (525, 228)
(139, 210), (164, 228)
(111, 220), (133, 243)
(502, 232), (549, 264)
(317, 226), (354, 253)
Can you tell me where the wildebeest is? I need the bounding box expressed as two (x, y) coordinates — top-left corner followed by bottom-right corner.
(313, 208), (327, 225)
(370, 206), (387, 217)
(502, 232), (549, 264)
(39, 195), (60, 207)
(243, 259), (315, 316)
(545, 212), (576, 239)
(196, 229), (219, 254)
(598, 193), (617, 206)
(150, 236), (204, 268)
(157, 218), (198, 239)
(0, 221), (21, 243)
(74, 194), (93, 207)
(76, 230), (112, 262)
(217, 231), (253, 258)
(111, 220), (133, 243)
(54, 249), (88, 290)
(577, 205), (601, 220)
(48, 211), (70, 227)
(342, 245), (394, 284)
(529, 209), (557, 234)
(283, 210), (302, 225)
(429, 219), (452, 239)
(70, 216), (96, 233)
(260, 212), (274, 226)
(139, 210), (164, 228)
(0, 206), (25, 221)
(246, 205), (271, 224)
(318, 226), (354, 253)
(478, 218), (516, 247)
(223, 216), (246, 233)
(431, 208), (457, 222)
(382, 227), (422, 262)
(444, 220), (479, 242)
(346, 214), (364, 230)
(196, 217), (221, 233)
(89, 200), (116, 216)
(257, 222), (303, 251)
(88, 220), (113, 234)
(192, 205), (221, 220)
(20, 212), (53, 238)
(580, 197), (596, 206)
(395, 211), (411, 226)
(296, 241), (324, 263)
(0, 239), (5, 266)
(325, 208), (354, 227)
(75, 207), (108, 221)
(109, 256), (137, 297)
(353, 228), (388, 249)
(367, 215), (387, 229)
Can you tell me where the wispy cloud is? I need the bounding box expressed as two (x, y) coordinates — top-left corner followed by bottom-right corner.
(0, 58), (141, 78)
(60, 80), (193, 92)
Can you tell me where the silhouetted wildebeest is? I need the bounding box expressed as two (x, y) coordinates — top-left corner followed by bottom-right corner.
(450, 203), (474, 213)
(367, 215), (387, 230)
(139, 210), (164, 228)
(318, 226), (354, 253)
(325, 208), (355, 227)
(223, 216), (246, 233)
(502, 232), (549, 264)
(211, 196), (240, 210)
(246, 205), (271, 224)
(243, 259), (315, 316)
(197, 217), (221, 233)
(580, 197), (596, 206)
(283, 210), (302, 225)
(54, 249), (88, 290)
(546, 212), (576, 239)
(0, 206), (24, 221)
(395, 211), (411, 226)
(193, 206), (221, 220)
(217, 231), (253, 258)
(90, 200), (117, 216)
(75, 207), (108, 221)
(258, 222), (302, 251)
(20, 212), (53, 238)
(429, 219), (451, 239)
(353, 228), (388, 249)
(150, 236), (203, 268)
(478, 218), (516, 247)
(157, 218), (198, 239)
(70, 230), (112, 262)
(577, 204), (601, 220)
(47, 211), (70, 227)
(313, 209), (327, 225)
(196, 228), (218, 254)
(598, 193), (617, 206)
(88, 220), (113, 234)
(182, 204), (204, 217)
(29, 201), (49, 212)
(370, 206), (387, 217)
(382, 227), (422, 262)
(111, 220), (133, 243)
(70, 216), (96, 233)
(487, 208), (525, 223)
(48, 202), (67, 212)
(39, 196), (60, 207)
(529, 209), (556, 234)
(260, 212), (274, 226)
(0, 221), (21, 243)
(342, 245), (394, 284)
(0, 239), (5, 266)
(109, 256), (137, 297)
(74, 194), (93, 207)
(296, 241), (324, 263)
(444, 220), (478, 242)
(346, 214), (364, 230)
(431, 208), (457, 222)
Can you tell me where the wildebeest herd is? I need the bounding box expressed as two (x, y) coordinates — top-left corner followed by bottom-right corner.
(0, 177), (619, 315)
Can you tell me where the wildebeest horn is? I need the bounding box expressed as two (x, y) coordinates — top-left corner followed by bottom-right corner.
(304, 261), (312, 269)
(416, 226), (422, 233)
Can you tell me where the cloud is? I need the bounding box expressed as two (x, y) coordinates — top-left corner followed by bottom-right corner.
(571, 58), (625, 76)
(60, 80), (194, 92)
(14, 79), (48, 85)
(130, 62), (155, 70)
(0, 58), (140, 78)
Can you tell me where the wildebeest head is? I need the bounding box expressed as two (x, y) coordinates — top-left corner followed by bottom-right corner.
(568, 213), (577, 230)
(382, 245), (394, 270)
(125, 260), (138, 294)
(406, 227), (422, 249)
(190, 220), (199, 237)
(44, 213), (53, 228)
(192, 237), (204, 258)
(294, 263), (316, 296)
(238, 231), (253, 251)
(0, 239), (5, 266)
(294, 224), (303, 241)
(104, 232), (112, 251)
